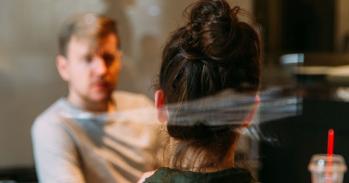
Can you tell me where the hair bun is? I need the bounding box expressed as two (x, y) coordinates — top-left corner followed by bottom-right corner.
(184, 0), (241, 61)
(189, 0), (233, 25)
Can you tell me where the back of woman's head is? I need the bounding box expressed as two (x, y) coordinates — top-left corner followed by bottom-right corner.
(158, 0), (261, 167)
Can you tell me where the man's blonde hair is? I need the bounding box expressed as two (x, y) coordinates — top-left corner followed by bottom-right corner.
(58, 13), (119, 56)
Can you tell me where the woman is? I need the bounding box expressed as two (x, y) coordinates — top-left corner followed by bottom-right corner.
(144, 0), (261, 182)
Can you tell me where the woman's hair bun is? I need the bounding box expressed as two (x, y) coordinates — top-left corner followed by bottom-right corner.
(184, 0), (241, 61)
(189, 0), (236, 26)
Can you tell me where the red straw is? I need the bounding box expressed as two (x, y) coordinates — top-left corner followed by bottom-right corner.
(327, 129), (334, 156)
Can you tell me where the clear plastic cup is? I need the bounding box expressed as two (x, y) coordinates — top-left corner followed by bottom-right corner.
(308, 154), (347, 183)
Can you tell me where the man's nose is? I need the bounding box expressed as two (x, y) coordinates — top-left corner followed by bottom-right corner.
(93, 57), (107, 75)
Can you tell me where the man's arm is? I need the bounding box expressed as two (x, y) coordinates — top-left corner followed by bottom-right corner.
(32, 118), (85, 183)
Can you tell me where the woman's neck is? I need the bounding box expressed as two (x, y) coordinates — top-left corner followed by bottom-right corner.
(191, 147), (235, 173)
(167, 138), (236, 173)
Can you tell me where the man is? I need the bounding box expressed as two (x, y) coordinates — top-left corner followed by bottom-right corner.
(32, 13), (160, 183)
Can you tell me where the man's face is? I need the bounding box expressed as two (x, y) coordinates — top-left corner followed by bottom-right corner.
(58, 34), (121, 106)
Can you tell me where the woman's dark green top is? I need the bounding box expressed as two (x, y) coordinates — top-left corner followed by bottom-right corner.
(144, 167), (253, 183)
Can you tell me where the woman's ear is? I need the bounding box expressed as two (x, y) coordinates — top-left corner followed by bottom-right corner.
(155, 89), (168, 123)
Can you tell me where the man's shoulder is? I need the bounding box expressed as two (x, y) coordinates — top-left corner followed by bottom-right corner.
(113, 91), (153, 110)
(32, 99), (67, 132)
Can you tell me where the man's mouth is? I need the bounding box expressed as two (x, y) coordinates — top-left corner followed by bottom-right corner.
(92, 81), (110, 90)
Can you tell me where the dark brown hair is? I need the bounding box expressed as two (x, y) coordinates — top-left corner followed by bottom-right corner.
(158, 0), (261, 169)
(58, 13), (120, 56)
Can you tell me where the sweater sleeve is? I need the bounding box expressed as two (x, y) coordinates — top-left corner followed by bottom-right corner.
(31, 117), (85, 183)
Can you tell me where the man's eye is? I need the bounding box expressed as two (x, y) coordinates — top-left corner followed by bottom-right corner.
(84, 55), (94, 63)
(102, 54), (115, 65)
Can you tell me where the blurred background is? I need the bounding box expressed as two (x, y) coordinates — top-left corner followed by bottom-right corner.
(1, 0), (349, 182)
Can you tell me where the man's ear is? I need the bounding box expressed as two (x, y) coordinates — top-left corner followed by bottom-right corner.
(56, 55), (69, 81)
(155, 89), (168, 123)
(119, 51), (123, 69)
